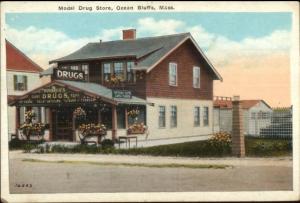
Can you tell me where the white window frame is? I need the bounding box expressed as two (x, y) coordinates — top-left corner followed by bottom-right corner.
(158, 106), (166, 128)
(203, 106), (209, 126)
(193, 66), (201, 88)
(194, 106), (200, 127)
(169, 62), (177, 86)
(170, 105), (177, 128)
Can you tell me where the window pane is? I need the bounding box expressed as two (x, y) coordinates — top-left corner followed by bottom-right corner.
(127, 62), (135, 82)
(194, 107), (200, 126)
(159, 106), (166, 128)
(103, 63), (111, 81)
(170, 106), (177, 128)
(193, 67), (200, 88)
(169, 63), (177, 86)
(114, 62), (124, 80)
(203, 107), (209, 126)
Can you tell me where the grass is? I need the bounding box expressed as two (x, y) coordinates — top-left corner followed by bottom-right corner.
(245, 137), (292, 157)
(12, 137), (292, 157)
(22, 158), (230, 169)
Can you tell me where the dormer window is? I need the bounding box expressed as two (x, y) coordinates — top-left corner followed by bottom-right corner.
(169, 62), (177, 86)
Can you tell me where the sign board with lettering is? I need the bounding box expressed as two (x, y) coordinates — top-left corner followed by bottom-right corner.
(112, 90), (132, 99)
(53, 68), (85, 81)
(15, 84), (97, 106)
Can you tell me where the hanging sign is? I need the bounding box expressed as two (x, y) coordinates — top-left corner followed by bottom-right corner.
(112, 90), (132, 99)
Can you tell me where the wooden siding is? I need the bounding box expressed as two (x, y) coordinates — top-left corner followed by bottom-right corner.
(146, 40), (214, 100)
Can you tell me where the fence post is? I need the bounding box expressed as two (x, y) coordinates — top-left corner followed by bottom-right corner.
(232, 95), (245, 157)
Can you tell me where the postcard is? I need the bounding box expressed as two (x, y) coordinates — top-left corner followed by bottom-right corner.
(1, 1), (299, 202)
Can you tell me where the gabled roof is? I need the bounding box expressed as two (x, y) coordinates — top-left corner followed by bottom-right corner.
(49, 32), (222, 81)
(214, 99), (271, 110)
(6, 40), (43, 73)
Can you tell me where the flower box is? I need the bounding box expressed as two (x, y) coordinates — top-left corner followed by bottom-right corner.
(127, 123), (147, 135)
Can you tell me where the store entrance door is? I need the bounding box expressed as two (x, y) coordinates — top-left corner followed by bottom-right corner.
(52, 108), (73, 141)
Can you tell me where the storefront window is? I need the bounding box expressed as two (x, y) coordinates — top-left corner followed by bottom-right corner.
(117, 107), (125, 129)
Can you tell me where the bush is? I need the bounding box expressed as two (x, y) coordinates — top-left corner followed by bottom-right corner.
(9, 138), (45, 151)
(101, 139), (114, 149)
(245, 137), (292, 156)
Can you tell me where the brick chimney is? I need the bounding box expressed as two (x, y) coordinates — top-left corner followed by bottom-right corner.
(122, 29), (136, 40)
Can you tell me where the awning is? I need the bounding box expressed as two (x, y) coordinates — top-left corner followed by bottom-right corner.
(8, 80), (149, 107)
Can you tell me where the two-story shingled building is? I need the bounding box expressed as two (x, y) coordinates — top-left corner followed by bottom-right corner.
(6, 40), (44, 139)
(9, 29), (222, 143)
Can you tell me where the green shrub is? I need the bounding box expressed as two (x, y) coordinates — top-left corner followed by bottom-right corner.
(9, 138), (45, 151)
(101, 139), (114, 149)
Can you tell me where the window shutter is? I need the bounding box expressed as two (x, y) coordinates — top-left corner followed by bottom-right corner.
(24, 76), (28, 90)
(13, 75), (17, 90)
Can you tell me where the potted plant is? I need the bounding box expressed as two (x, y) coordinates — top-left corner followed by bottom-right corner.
(78, 123), (107, 144)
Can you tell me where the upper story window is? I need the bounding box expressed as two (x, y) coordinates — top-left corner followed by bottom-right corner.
(82, 64), (89, 81)
(170, 105), (177, 128)
(103, 63), (111, 82)
(13, 75), (27, 91)
(193, 66), (200, 88)
(169, 63), (177, 86)
(114, 62), (124, 80)
(127, 62), (135, 83)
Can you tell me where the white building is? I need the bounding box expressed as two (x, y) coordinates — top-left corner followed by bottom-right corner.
(6, 40), (44, 139)
(214, 97), (273, 136)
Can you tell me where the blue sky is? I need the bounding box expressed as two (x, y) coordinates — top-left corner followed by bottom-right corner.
(6, 12), (291, 41)
(5, 12), (292, 106)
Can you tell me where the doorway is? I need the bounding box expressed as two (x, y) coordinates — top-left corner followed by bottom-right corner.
(52, 108), (73, 141)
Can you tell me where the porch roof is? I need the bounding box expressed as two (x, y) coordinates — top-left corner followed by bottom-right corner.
(57, 80), (147, 105)
(9, 80), (149, 106)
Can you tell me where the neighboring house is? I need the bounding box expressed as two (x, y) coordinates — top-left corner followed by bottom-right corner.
(6, 40), (44, 138)
(214, 97), (273, 136)
(9, 29), (222, 142)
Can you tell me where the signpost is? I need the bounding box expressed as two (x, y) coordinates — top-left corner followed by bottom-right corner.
(112, 90), (132, 99)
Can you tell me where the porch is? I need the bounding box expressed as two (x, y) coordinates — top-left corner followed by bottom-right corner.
(9, 80), (149, 143)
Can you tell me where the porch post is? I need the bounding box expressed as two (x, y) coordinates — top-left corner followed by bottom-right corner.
(125, 107), (128, 129)
(112, 105), (117, 141)
(72, 114), (76, 142)
(15, 107), (20, 135)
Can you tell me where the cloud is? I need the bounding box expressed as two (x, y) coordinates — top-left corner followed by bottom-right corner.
(137, 17), (185, 36)
(5, 17), (291, 106)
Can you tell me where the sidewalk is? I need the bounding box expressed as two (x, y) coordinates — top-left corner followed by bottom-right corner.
(9, 150), (292, 167)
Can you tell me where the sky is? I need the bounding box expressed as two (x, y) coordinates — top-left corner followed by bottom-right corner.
(5, 12), (292, 107)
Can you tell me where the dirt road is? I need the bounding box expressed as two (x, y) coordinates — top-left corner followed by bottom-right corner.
(9, 151), (293, 193)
